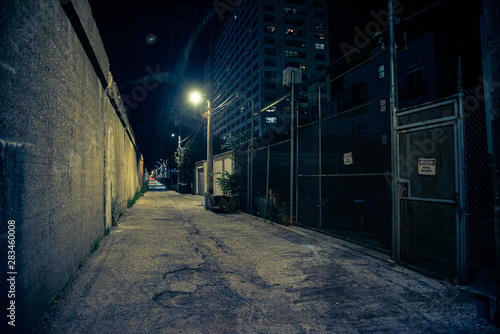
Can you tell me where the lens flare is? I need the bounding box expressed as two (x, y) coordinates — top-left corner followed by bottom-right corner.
(145, 33), (157, 45)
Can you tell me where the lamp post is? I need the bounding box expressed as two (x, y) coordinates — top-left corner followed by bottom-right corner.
(205, 100), (213, 210)
(190, 91), (213, 210)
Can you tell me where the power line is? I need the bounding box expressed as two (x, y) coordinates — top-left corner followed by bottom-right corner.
(404, 0), (446, 21)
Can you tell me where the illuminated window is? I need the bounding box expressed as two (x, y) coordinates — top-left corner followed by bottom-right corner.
(285, 28), (306, 37)
(265, 117), (277, 124)
(315, 43), (325, 50)
(315, 33), (325, 40)
(284, 7), (305, 15)
(378, 65), (385, 79)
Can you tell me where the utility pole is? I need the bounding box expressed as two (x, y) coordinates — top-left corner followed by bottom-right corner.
(205, 13), (214, 210)
(389, 0), (399, 262)
(178, 118), (182, 188)
(177, 133), (182, 184)
(482, 0), (500, 324)
(206, 100), (213, 208)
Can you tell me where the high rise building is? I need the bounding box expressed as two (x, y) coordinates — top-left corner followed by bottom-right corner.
(204, 0), (329, 141)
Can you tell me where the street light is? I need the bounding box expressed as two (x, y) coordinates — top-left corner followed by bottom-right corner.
(189, 91), (202, 104)
(190, 90), (213, 210)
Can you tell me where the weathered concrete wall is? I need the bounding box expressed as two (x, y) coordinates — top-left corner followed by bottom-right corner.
(0, 1), (142, 332)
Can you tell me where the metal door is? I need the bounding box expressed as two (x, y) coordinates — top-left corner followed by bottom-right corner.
(396, 97), (465, 283)
(198, 167), (205, 196)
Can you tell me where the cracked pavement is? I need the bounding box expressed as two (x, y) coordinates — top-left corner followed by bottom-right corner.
(32, 182), (499, 333)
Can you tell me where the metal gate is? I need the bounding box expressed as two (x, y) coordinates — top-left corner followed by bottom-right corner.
(396, 97), (466, 283)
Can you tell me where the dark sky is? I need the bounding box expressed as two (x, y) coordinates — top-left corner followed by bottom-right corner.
(89, 0), (483, 170)
(89, 0), (216, 170)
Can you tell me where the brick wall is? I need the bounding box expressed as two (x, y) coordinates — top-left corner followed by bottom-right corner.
(0, 1), (142, 331)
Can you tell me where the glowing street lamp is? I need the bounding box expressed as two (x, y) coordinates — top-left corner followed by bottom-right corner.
(189, 91), (202, 104)
(189, 90), (213, 210)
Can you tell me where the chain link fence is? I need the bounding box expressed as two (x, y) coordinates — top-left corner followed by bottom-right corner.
(234, 88), (495, 294)
(237, 140), (291, 224)
(298, 97), (392, 252)
(463, 88), (496, 297)
(237, 96), (392, 253)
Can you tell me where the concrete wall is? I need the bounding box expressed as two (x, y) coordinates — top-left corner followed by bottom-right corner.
(0, 1), (142, 331)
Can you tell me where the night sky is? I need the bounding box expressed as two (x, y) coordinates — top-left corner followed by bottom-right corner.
(89, 0), (216, 170)
(88, 0), (483, 171)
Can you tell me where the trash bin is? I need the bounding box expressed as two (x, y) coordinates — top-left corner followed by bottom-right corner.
(178, 183), (189, 194)
(212, 195), (238, 213)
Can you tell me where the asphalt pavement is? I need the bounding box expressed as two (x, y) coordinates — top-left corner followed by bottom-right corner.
(32, 181), (499, 333)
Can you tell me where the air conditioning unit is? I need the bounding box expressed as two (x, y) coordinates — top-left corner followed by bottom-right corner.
(283, 67), (302, 87)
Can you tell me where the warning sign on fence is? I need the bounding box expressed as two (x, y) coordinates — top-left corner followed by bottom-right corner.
(344, 152), (353, 165)
(418, 158), (436, 175)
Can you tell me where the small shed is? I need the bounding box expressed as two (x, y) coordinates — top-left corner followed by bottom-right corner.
(194, 150), (234, 196)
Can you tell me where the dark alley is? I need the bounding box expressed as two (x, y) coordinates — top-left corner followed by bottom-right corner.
(33, 186), (494, 333)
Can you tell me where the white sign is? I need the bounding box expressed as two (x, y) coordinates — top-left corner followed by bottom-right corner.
(418, 158), (436, 175)
(344, 152), (353, 165)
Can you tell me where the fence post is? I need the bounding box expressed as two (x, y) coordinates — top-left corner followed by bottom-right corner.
(389, 0), (400, 261)
(319, 87), (322, 229)
(457, 57), (468, 283)
(296, 89), (299, 224)
(482, 0), (500, 323)
(266, 145), (270, 220)
(290, 70), (295, 224)
(250, 100), (254, 215)
(247, 147), (250, 213)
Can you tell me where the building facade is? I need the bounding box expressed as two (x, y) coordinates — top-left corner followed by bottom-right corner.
(205, 0), (330, 140)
